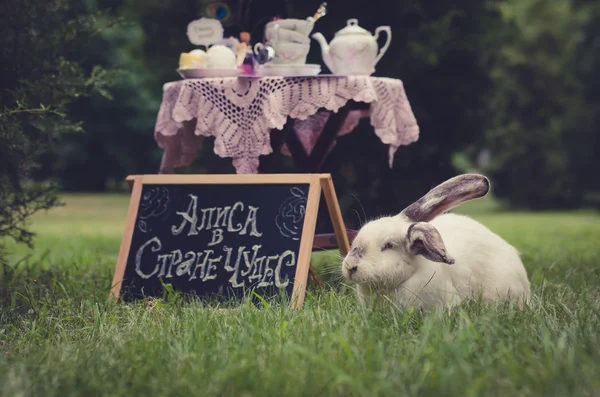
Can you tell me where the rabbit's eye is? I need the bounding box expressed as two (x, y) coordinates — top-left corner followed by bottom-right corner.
(381, 242), (394, 251)
(350, 246), (364, 257)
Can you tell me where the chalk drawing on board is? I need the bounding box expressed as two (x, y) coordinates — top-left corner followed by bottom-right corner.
(137, 187), (170, 233)
(275, 187), (307, 240)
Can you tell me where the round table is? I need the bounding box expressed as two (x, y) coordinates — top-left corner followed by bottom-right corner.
(154, 75), (420, 174)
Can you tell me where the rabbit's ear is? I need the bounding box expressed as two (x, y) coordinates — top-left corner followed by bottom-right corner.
(407, 222), (455, 265)
(400, 174), (490, 222)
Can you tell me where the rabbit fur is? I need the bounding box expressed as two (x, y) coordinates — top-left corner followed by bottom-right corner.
(341, 174), (531, 311)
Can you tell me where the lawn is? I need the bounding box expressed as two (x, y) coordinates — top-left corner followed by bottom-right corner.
(1, 193), (600, 397)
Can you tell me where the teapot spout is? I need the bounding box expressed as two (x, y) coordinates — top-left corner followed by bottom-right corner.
(311, 32), (334, 73)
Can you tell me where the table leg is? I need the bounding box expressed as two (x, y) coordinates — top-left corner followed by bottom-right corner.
(284, 103), (359, 173)
(308, 266), (323, 287)
(286, 105), (358, 253)
(265, 102), (368, 257)
(313, 230), (358, 250)
(303, 106), (353, 248)
(284, 126), (311, 172)
(158, 148), (176, 174)
(258, 118), (294, 173)
(307, 105), (352, 172)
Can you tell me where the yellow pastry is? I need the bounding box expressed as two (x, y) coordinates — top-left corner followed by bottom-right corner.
(179, 49), (207, 69)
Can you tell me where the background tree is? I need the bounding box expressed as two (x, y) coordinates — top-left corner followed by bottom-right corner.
(570, 0), (600, 208)
(0, 0), (116, 258)
(18, 0), (599, 236)
(480, 0), (595, 209)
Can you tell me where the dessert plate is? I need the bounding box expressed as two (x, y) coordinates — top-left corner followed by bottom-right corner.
(177, 68), (241, 79)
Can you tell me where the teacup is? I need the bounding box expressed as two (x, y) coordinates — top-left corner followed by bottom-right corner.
(274, 28), (311, 45)
(272, 42), (310, 65)
(257, 19), (313, 65)
(265, 18), (314, 41)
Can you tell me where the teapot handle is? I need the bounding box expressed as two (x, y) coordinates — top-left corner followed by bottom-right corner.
(373, 26), (392, 67)
(253, 42), (265, 55)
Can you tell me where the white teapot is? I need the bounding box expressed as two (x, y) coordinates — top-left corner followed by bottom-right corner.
(311, 19), (391, 76)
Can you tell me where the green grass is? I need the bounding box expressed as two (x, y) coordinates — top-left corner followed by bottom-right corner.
(1, 193), (600, 397)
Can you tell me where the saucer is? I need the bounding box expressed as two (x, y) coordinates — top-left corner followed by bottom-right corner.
(261, 63), (321, 68)
(256, 63), (321, 77)
(177, 68), (241, 79)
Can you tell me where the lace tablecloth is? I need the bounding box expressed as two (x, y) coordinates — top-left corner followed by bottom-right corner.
(154, 75), (420, 174)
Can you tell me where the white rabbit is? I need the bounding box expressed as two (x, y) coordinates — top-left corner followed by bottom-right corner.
(341, 174), (531, 311)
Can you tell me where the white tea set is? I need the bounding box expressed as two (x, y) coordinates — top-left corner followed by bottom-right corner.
(254, 18), (322, 77)
(312, 18), (391, 76)
(177, 9), (392, 78)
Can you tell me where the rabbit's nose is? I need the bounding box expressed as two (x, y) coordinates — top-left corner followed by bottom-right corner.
(342, 260), (358, 280)
(343, 259), (358, 274)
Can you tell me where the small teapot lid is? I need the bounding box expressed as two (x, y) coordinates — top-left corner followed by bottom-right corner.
(335, 19), (370, 36)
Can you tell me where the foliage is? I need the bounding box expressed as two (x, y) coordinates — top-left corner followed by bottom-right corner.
(19, 0), (600, 222)
(480, 0), (596, 209)
(570, 0), (600, 206)
(41, 0), (163, 191)
(0, 0), (117, 258)
(1, 194), (600, 396)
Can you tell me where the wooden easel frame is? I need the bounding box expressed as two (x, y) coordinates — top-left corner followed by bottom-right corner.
(110, 173), (350, 309)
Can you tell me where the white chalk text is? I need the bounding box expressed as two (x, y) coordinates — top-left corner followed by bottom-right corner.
(133, 195), (296, 289)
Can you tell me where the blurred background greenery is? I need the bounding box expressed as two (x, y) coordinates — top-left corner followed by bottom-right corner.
(2, 0), (599, 250)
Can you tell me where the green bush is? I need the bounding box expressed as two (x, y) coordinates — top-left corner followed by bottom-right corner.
(481, 0), (597, 209)
(0, 0), (116, 258)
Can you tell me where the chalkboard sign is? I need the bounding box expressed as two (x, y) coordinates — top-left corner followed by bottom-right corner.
(110, 174), (350, 309)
